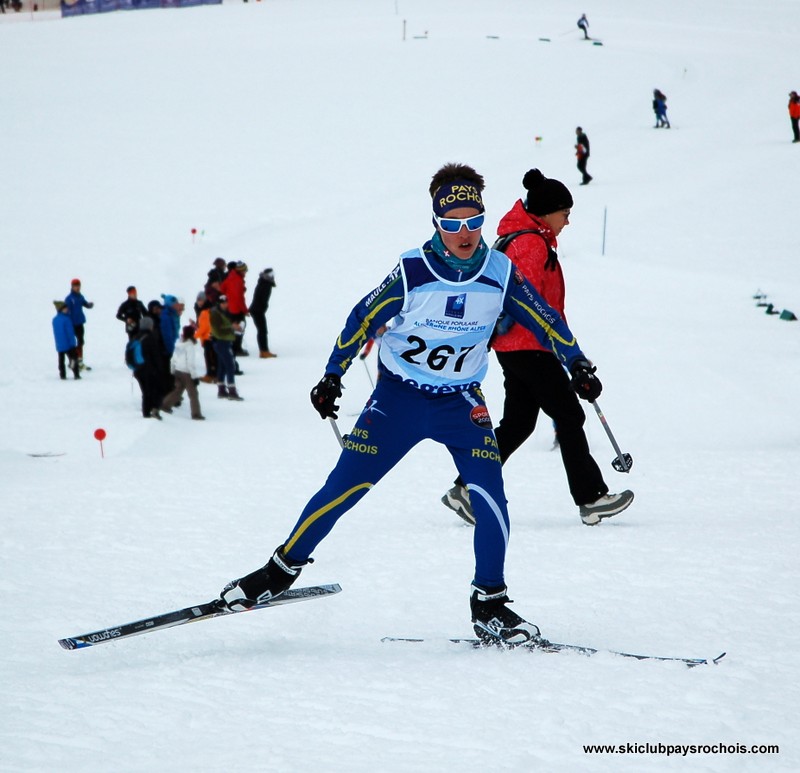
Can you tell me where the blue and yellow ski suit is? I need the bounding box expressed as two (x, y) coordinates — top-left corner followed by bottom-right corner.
(282, 239), (587, 588)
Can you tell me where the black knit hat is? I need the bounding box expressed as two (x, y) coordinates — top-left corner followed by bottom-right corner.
(522, 169), (574, 216)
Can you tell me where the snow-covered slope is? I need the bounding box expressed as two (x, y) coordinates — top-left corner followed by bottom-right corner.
(1, 1), (798, 770)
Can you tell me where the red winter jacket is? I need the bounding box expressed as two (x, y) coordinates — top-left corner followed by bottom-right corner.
(220, 270), (248, 315)
(492, 199), (566, 354)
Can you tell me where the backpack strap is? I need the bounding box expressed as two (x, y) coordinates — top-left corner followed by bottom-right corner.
(491, 228), (559, 272)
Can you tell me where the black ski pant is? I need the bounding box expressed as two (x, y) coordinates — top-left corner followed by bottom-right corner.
(577, 157), (592, 184)
(791, 116), (800, 142)
(251, 311), (269, 353)
(457, 350), (608, 506)
(134, 366), (163, 417)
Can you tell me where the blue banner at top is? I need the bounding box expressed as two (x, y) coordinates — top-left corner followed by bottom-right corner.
(61, 0), (221, 17)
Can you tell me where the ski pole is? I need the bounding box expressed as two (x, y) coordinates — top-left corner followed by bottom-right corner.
(591, 400), (633, 473)
(329, 417), (345, 449)
(361, 357), (375, 389)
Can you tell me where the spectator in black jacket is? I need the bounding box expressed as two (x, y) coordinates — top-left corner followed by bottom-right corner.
(129, 317), (164, 419)
(116, 286), (148, 340)
(250, 268), (277, 358)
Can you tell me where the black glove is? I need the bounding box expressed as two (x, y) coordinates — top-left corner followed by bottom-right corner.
(570, 358), (602, 402)
(193, 378), (200, 387)
(310, 373), (342, 419)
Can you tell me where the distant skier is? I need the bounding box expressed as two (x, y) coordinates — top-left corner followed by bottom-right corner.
(788, 90), (800, 143)
(653, 89), (670, 128)
(575, 126), (592, 185)
(577, 13), (590, 40)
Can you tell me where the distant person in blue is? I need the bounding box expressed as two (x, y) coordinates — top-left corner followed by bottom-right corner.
(159, 294), (185, 357)
(577, 13), (590, 39)
(63, 278), (93, 370)
(653, 89), (670, 128)
(52, 301), (80, 380)
(219, 162), (604, 647)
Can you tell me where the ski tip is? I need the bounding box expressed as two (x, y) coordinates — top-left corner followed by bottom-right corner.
(712, 652), (727, 664)
(58, 638), (81, 651)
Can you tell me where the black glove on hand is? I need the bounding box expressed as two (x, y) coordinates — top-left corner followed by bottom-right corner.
(310, 373), (342, 419)
(570, 359), (602, 402)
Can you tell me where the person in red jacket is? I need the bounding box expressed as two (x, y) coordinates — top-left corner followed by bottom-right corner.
(220, 261), (249, 356)
(788, 90), (800, 143)
(442, 169), (633, 526)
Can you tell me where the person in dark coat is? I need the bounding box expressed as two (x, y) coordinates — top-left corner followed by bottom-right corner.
(129, 316), (164, 419)
(250, 268), (277, 358)
(653, 89), (670, 128)
(575, 126), (592, 185)
(204, 258), (228, 305)
(116, 286), (148, 340)
(577, 13), (589, 39)
(52, 301), (80, 380)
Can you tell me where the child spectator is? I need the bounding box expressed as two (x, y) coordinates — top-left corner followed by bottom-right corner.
(161, 326), (205, 420)
(52, 301), (80, 380)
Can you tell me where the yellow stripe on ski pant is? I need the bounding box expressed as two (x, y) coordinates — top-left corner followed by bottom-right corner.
(284, 482), (374, 554)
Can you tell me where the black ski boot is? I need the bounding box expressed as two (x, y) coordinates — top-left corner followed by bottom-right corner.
(220, 547), (311, 611)
(470, 584), (541, 646)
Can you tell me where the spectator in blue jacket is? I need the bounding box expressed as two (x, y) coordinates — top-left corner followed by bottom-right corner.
(159, 294), (185, 357)
(64, 278), (94, 370)
(52, 301), (80, 380)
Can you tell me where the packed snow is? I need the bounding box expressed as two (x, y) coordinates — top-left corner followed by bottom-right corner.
(1, 1), (799, 771)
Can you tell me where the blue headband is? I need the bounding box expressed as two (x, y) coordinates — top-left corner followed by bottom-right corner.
(432, 179), (485, 216)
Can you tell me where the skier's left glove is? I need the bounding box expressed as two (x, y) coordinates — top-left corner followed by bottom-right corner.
(310, 373), (342, 419)
(569, 358), (602, 402)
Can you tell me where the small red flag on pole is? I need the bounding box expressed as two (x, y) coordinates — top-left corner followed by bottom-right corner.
(93, 428), (107, 458)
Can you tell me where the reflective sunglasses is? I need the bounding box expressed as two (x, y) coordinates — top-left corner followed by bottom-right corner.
(433, 212), (485, 233)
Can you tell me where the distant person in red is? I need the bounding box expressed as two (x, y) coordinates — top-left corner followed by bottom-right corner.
(220, 261), (249, 356)
(575, 127), (592, 185)
(788, 90), (800, 143)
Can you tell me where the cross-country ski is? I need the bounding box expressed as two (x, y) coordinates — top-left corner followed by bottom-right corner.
(58, 584), (341, 650)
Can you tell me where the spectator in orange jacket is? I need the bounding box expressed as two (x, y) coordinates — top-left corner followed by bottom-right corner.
(220, 261), (249, 356)
(194, 291), (216, 382)
(789, 91), (800, 143)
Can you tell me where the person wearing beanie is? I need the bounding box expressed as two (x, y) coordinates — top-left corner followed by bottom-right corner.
(209, 295), (244, 401)
(52, 301), (80, 380)
(204, 258), (228, 305)
(220, 261), (249, 356)
(442, 169), (632, 527)
(218, 162), (600, 649)
(575, 126), (592, 185)
(249, 268), (277, 358)
(161, 325), (205, 420)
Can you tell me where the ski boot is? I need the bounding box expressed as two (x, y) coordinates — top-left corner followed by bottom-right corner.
(220, 547), (311, 611)
(470, 584), (540, 647)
